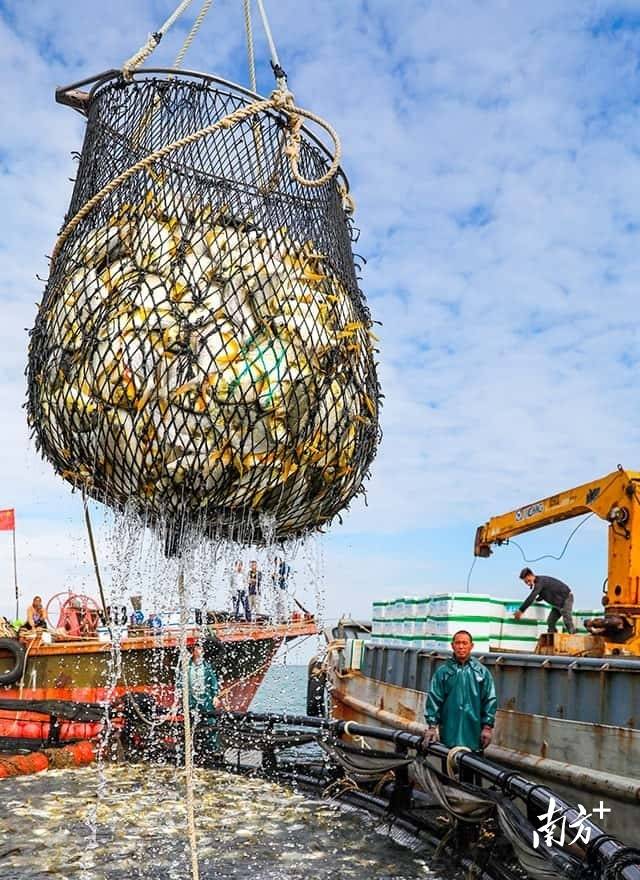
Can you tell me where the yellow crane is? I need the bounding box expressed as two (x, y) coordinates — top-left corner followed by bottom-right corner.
(474, 465), (640, 655)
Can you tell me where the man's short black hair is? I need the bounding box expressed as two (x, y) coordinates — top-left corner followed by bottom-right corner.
(519, 567), (534, 580)
(452, 630), (473, 643)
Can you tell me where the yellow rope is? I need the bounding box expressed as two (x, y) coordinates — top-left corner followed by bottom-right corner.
(50, 86), (343, 266)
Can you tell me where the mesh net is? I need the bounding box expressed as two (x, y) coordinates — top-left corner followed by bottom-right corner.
(27, 73), (380, 544)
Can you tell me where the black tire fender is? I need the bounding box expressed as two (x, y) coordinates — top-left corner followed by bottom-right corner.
(0, 637), (26, 686)
(306, 655), (327, 717)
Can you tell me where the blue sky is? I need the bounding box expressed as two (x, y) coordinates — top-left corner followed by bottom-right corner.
(1, 0), (639, 630)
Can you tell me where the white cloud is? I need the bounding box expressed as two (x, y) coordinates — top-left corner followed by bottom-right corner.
(1, 1), (639, 623)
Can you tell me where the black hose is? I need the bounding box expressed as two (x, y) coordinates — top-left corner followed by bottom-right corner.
(215, 709), (640, 880)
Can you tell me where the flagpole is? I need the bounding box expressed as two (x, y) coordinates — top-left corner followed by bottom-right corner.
(12, 525), (18, 620)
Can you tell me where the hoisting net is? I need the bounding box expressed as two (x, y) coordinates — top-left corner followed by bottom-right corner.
(27, 73), (380, 543)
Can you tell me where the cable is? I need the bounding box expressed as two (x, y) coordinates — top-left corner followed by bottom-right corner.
(465, 556), (477, 593)
(255, 0), (285, 83)
(506, 514), (594, 564)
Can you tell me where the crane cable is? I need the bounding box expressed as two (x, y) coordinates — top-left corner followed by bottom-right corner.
(508, 513), (595, 564)
(255, 0), (285, 84)
(465, 513), (595, 592)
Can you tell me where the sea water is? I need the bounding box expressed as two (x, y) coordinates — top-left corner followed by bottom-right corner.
(0, 665), (442, 880)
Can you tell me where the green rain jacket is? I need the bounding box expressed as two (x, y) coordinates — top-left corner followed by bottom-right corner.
(188, 661), (219, 715)
(424, 657), (497, 750)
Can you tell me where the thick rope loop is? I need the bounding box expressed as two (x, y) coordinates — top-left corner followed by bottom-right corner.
(271, 88), (342, 188)
(51, 86), (343, 266)
(446, 745), (471, 779)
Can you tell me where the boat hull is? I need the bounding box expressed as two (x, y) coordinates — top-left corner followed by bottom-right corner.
(0, 620), (317, 743)
(327, 641), (640, 845)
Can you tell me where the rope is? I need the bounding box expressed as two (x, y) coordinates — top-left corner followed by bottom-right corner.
(343, 720), (371, 751)
(322, 774), (359, 799)
(242, 0), (258, 93)
(126, 0), (216, 150)
(446, 745), (471, 779)
(50, 87), (342, 265)
(178, 569), (200, 880)
(17, 637), (37, 697)
(174, 0), (215, 69)
(122, 0), (196, 79)
(413, 758), (495, 824)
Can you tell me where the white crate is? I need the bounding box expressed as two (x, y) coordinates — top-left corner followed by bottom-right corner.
(428, 593), (495, 617)
(493, 620), (539, 639)
(414, 618), (434, 636)
(427, 617), (492, 642)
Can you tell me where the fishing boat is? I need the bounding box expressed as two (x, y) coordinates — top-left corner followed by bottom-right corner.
(319, 468), (640, 847)
(0, 593), (317, 750)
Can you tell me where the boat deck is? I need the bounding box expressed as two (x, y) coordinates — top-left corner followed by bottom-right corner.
(14, 618), (318, 657)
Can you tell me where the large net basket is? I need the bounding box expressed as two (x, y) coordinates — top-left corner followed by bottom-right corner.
(27, 70), (380, 544)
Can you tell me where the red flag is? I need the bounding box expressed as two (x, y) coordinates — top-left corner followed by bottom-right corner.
(0, 509), (15, 531)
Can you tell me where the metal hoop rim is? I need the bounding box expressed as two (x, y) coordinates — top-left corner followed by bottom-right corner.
(56, 67), (351, 191)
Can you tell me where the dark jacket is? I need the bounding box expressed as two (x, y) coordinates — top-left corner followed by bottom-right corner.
(248, 570), (262, 595)
(519, 575), (571, 613)
(424, 657), (497, 750)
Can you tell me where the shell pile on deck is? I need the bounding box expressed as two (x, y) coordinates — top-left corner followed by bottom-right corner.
(28, 184), (379, 541)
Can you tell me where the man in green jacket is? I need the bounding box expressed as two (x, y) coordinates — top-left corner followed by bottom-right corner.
(422, 630), (497, 751)
(187, 643), (221, 762)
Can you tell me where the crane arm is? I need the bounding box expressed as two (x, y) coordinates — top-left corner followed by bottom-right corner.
(474, 468), (640, 557)
(474, 467), (640, 653)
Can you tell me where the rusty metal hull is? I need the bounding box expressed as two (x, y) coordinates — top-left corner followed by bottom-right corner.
(0, 620), (317, 713)
(327, 642), (640, 845)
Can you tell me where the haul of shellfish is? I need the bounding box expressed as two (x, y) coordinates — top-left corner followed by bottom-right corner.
(28, 182), (379, 541)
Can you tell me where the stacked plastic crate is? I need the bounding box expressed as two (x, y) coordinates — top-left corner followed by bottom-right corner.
(491, 601), (600, 651)
(424, 594), (494, 652)
(371, 597), (433, 647)
(371, 594), (601, 653)
(489, 598), (544, 652)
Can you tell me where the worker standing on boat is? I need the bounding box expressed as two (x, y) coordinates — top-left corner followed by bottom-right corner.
(247, 560), (262, 622)
(272, 557), (291, 623)
(515, 567), (576, 634)
(422, 630), (496, 751)
(231, 560), (250, 621)
(188, 643), (220, 763)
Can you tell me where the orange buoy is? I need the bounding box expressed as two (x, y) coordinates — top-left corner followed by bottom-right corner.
(0, 740), (95, 778)
(0, 751), (49, 778)
(0, 715), (102, 742)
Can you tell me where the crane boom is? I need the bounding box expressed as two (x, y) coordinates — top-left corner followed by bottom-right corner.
(474, 466), (640, 655)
